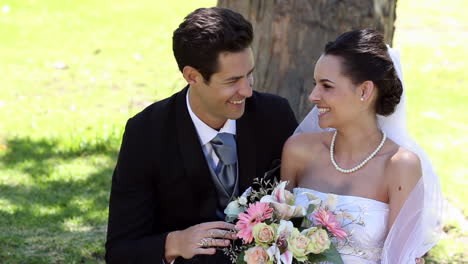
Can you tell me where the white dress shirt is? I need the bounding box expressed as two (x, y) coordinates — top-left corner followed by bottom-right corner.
(186, 88), (237, 170)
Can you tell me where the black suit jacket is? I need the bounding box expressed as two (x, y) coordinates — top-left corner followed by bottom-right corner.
(105, 86), (298, 263)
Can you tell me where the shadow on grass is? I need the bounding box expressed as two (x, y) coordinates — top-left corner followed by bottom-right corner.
(1, 136), (119, 178)
(0, 136), (121, 263)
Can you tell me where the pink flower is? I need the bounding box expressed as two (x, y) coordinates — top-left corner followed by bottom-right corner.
(280, 250), (293, 264)
(313, 208), (348, 240)
(235, 202), (273, 243)
(244, 246), (270, 264)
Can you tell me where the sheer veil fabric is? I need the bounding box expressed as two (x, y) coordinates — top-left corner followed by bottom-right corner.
(294, 46), (444, 263)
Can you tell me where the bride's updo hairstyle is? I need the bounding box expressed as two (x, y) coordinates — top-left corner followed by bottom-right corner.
(324, 29), (403, 116)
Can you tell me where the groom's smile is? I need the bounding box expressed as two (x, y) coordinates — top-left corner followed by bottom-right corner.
(187, 47), (255, 130)
(228, 99), (245, 105)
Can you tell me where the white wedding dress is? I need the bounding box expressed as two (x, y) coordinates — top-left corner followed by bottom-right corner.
(294, 187), (389, 264)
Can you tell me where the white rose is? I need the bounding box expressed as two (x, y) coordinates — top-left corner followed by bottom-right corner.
(224, 200), (245, 222)
(238, 196), (248, 206)
(326, 193), (338, 211)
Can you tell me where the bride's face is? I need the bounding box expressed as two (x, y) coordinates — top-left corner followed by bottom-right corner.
(309, 54), (365, 129)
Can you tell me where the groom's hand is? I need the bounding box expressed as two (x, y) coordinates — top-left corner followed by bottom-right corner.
(164, 221), (237, 262)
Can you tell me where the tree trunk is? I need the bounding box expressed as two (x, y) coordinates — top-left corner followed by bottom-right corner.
(217, 0), (397, 120)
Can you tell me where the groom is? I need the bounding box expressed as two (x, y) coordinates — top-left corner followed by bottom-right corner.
(105, 7), (298, 264)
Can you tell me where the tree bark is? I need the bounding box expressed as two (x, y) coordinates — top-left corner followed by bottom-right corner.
(217, 0), (397, 120)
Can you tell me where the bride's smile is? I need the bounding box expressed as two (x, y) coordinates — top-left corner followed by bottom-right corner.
(317, 107), (330, 118)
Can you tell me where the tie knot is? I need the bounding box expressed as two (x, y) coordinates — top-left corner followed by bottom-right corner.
(210, 133), (237, 165)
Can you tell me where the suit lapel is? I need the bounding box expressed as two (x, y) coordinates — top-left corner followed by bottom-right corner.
(237, 95), (257, 193)
(175, 86), (217, 218)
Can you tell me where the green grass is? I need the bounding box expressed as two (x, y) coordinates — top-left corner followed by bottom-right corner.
(0, 0), (466, 263)
(395, 0), (468, 262)
(395, 0), (468, 224)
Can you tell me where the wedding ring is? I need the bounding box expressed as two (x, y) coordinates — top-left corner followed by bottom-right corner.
(210, 231), (215, 238)
(220, 230), (228, 238)
(197, 238), (209, 247)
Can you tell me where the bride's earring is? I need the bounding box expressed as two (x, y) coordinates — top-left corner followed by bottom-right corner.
(360, 97), (364, 101)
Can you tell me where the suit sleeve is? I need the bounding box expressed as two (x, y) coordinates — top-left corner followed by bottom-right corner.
(105, 118), (168, 263)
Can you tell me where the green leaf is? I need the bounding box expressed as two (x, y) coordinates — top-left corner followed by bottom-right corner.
(307, 253), (327, 263)
(301, 217), (312, 228)
(300, 204), (316, 228)
(236, 251), (246, 264)
(321, 244), (344, 264)
(307, 204), (316, 215)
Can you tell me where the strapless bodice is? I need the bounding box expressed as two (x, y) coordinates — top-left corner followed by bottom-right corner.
(294, 187), (390, 264)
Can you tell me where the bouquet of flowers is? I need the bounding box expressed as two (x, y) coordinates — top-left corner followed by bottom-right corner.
(223, 179), (347, 264)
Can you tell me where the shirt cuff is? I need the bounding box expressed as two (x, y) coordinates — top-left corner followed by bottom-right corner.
(162, 258), (175, 264)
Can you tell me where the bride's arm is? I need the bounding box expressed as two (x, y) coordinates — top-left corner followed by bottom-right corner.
(386, 148), (422, 228)
(280, 136), (302, 190)
(280, 133), (316, 190)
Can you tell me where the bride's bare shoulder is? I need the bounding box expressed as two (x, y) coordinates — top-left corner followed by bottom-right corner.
(282, 132), (331, 161)
(385, 143), (422, 194)
(281, 132), (331, 186)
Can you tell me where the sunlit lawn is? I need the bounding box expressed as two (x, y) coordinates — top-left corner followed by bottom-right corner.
(0, 0), (466, 263)
(394, 1), (468, 262)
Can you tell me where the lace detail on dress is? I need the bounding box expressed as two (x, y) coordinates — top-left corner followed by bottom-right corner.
(294, 188), (389, 264)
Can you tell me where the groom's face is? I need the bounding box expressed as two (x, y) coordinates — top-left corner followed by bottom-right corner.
(190, 48), (254, 129)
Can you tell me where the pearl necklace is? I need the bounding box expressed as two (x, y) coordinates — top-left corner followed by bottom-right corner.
(330, 130), (387, 173)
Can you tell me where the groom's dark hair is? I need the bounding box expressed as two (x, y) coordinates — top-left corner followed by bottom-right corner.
(172, 7), (253, 83)
(324, 29), (403, 116)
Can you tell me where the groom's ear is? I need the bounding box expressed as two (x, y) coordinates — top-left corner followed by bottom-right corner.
(182, 66), (203, 85)
(359, 80), (376, 102)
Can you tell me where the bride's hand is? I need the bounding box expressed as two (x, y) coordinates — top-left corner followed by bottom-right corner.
(164, 221), (237, 262)
(416, 258), (425, 264)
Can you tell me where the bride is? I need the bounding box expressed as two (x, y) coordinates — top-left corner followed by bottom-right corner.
(280, 29), (443, 263)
